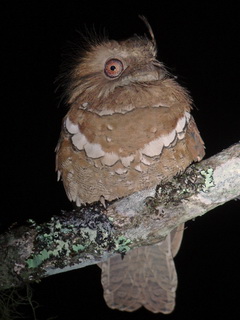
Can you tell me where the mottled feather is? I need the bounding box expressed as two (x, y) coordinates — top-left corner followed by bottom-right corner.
(56, 20), (205, 313)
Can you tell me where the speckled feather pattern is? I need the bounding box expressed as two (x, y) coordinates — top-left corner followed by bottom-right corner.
(56, 77), (204, 204)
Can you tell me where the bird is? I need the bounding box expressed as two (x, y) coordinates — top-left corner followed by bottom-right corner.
(55, 17), (205, 313)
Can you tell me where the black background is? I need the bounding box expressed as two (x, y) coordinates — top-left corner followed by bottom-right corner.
(1, 1), (239, 319)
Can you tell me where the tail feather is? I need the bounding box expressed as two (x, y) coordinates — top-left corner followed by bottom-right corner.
(99, 226), (184, 313)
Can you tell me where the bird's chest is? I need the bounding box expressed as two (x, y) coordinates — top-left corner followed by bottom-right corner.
(56, 105), (193, 204)
(65, 105), (185, 156)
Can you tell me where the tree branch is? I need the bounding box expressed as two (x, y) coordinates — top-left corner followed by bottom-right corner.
(0, 142), (239, 290)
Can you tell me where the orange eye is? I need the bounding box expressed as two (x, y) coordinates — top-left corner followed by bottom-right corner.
(104, 59), (124, 78)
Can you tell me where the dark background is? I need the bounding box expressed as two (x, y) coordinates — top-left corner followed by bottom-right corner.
(1, 1), (239, 319)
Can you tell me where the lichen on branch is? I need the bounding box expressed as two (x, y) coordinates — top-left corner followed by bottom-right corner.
(0, 142), (239, 291)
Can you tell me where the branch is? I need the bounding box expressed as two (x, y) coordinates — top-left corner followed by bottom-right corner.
(0, 142), (239, 290)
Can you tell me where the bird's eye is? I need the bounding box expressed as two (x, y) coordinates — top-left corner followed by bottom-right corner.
(104, 59), (124, 78)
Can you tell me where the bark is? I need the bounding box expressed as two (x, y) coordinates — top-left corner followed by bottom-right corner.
(0, 142), (239, 291)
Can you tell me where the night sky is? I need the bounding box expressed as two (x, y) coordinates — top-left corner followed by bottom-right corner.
(1, 1), (239, 319)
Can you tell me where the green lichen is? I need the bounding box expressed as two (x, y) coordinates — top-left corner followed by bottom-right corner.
(26, 249), (50, 268)
(115, 236), (132, 254)
(27, 219), (37, 228)
(26, 218), (79, 268)
(26, 206), (116, 270)
(200, 168), (215, 192)
(72, 244), (85, 252)
(26, 239), (73, 268)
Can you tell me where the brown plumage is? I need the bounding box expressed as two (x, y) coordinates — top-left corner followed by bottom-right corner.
(56, 18), (205, 313)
